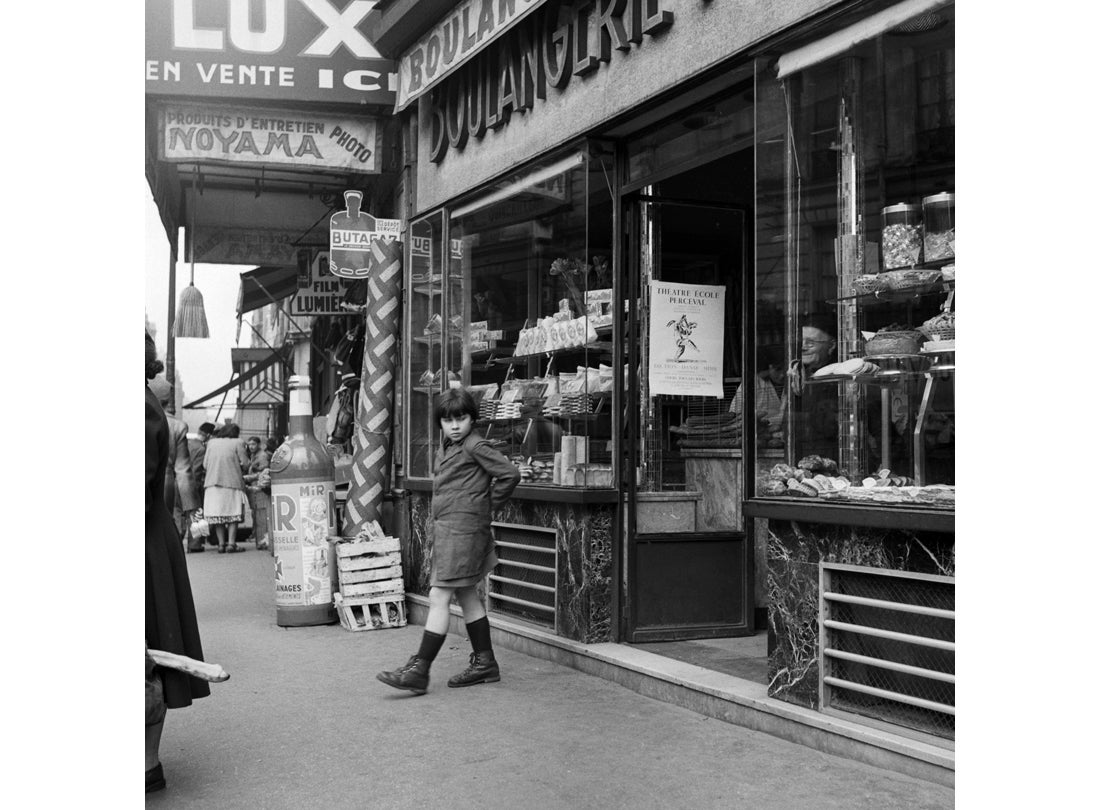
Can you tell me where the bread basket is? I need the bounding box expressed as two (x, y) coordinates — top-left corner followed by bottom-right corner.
(922, 313), (955, 341)
(919, 291), (955, 341)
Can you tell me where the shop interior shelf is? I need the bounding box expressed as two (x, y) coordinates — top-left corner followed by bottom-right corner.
(831, 279), (953, 305)
(498, 341), (614, 364)
(413, 333), (460, 346)
(807, 365), (954, 386)
(412, 285), (441, 296)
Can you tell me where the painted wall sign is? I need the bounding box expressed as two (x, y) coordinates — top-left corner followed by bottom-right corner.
(396, 0), (545, 111)
(328, 190), (402, 279)
(425, 0), (673, 163)
(146, 0), (396, 105)
(648, 281), (725, 398)
(159, 104), (381, 172)
(191, 226), (323, 265)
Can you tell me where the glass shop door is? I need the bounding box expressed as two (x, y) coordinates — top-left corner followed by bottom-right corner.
(622, 189), (753, 642)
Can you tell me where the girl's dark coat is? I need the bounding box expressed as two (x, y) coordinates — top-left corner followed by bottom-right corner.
(431, 432), (520, 580)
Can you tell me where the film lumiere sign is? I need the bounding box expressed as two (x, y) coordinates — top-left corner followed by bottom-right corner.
(407, 0), (674, 164)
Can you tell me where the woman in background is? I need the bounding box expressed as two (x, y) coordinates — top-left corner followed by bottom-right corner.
(202, 424), (249, 553)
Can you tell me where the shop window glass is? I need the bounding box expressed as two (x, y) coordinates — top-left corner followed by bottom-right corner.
(406, 149), (616, 487)
(406, 212), (444, 479)
(625, 85), (755, 535)
(753, 5), (955, 510)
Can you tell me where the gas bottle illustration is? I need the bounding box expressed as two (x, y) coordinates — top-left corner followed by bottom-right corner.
(329, 189), (375, 279)
(270, 374), (338, 626)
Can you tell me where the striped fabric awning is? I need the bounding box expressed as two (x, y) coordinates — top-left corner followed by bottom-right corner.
(236, 265), (301, 316)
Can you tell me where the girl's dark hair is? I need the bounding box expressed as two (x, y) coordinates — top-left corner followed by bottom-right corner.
(433, 387), (477, 422)
(265, 438), (279, 452)
(215, 423), (241, 439)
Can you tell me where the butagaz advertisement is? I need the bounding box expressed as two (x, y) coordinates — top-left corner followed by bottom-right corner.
(160, 104), (381, 173)
(648, 281), (725, 398)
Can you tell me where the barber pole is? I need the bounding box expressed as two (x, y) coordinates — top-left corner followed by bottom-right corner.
(343, 237), (403, 536)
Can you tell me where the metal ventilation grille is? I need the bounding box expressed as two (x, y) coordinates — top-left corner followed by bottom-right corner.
(820, 564), (955, 741)
(489, 522), (557, 630)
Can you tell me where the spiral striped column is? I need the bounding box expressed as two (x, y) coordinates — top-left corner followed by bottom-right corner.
(343, 237), (403, 537)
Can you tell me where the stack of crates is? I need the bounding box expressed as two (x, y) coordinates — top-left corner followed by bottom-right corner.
(333, 521), (407, 632)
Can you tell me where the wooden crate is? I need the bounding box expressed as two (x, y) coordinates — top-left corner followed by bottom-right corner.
(334, 593), (407, 632)
(335, 535), (405, 598)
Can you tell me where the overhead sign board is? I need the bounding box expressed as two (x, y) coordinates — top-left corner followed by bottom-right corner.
(190, 226), (323, 265)
(159, 104), (382, 173)
(146, 0), (396, 106)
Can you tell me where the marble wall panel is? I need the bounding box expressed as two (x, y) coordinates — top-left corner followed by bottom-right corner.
(766, 520), (954, 710)
(403, 491), (614, 643)
(684, 456), (743, 531)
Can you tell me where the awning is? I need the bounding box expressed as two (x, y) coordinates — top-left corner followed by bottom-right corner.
(237, 265), (301, 316)
(182, 348), (289, 409)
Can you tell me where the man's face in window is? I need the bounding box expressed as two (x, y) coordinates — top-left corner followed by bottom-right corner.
(800, 327), (836, 370)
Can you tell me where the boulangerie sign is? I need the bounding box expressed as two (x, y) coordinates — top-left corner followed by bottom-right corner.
(159, 104), (381, 173)
(647, 281), (725, 398)
(395, 0), (544, 110)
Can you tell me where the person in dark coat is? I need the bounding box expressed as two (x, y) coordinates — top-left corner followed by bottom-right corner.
(145, 333), (210, 793)
(377, 388), (520, 696)
(148, 377), (202, 550)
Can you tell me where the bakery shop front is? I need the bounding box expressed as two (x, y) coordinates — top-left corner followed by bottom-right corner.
(369, 0), (954, 746)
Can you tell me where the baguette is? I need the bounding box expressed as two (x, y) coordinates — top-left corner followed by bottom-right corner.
(147, 649), (230, 683)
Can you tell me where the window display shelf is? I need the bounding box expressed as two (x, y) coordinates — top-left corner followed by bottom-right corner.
(498, 341), (613, 365)
(831, 279), (953, 305)
(413, 333), (460, 346)
(412, 285), (442, 297)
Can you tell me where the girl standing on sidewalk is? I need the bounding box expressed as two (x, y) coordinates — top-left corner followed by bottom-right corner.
(378, 388), (520, 696)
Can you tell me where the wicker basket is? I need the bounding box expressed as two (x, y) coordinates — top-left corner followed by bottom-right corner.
(920, 312), (955, 341)
(866, 330), (925, 356)
(853, 274), (888, 294)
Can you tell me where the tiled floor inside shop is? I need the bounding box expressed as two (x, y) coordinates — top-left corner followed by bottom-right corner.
(635, 631), (769, 684)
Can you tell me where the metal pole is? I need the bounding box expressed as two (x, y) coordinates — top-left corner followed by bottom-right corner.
(165, 234), (178, 415)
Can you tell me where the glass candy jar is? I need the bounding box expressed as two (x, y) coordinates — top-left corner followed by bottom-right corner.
(881, 203), (923, 269)
(922, 192), (955, 262)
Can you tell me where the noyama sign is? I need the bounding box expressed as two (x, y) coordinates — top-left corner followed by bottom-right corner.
(159, 104), (381, 172)
(146, 0), (395, 105)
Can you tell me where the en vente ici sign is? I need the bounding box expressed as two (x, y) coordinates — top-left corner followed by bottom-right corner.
(422, 0), (673, 163)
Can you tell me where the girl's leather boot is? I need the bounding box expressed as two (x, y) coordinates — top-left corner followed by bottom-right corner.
(377, 656), (430, 695)
(447, 651), (500, 687)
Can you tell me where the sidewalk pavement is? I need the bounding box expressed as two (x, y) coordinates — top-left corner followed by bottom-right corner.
(148, 546), (954, 809)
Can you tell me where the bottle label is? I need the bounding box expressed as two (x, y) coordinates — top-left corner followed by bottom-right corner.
(269, 444), (292, 474)
(271, 480), (337, 608)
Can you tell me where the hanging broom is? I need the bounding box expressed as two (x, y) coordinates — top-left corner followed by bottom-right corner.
(175, 167), (210, 338)
(175, 277), (209, 338)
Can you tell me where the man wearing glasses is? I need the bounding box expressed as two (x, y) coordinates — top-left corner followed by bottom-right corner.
(786, 315), (839, 459)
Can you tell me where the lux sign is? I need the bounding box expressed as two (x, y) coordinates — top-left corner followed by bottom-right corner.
(146, 0), (395, 105)
(172, 0), (375, 58)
